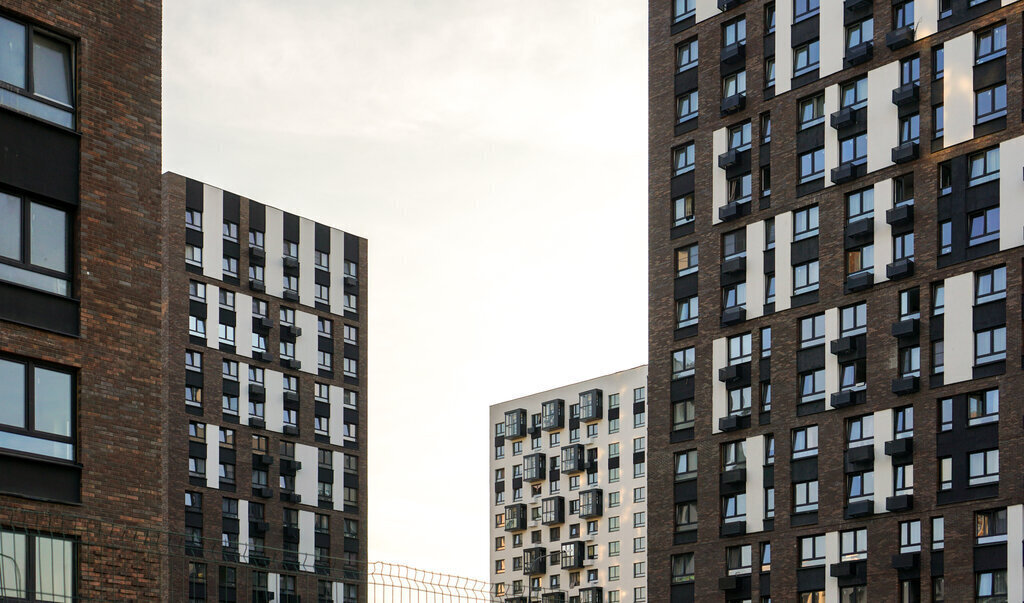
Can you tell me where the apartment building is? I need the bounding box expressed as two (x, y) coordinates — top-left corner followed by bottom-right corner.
(0, 0), (167, 599)
(649, 0), (1024, 601)
(490, 366), (649, 603)
(164, 173), (368, 602)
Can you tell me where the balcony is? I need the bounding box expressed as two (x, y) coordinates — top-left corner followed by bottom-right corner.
(845, 0), (872, 9)
(846, 271), (873, 291)
(254, 316), (273, 332)
(891, 318), (919, 339)
(248, 384), (266, 400)
(846, 500), (874, 518)
(891, 376), (919, 395)
(892, 83), (919, 107)
(887, 203), (914, 226)
(252, 453), (273, 468)
(846, 218), (873, 239)
(720, 42), (746, 64)
(886, 26), (915, 50)
(831, 162), (858, 184)
(719, 413), (750, 432)
(579, 587), (602, 603)
(541, 399), (565, 431)
(720, 521), (746, 537)
(523, 547), (547, 575)
(280, 459), (302, 475)
(505, 409), (527, 439)
(524, 453), (547, 483)
(885, 437), (914, 459)
(886, 494), (914, 512)
(718, 363), (748, 384)
(579, 389), (603, 422)
(560, 444), (586, 474)
(721, 256), (746, 274)
(579, 489), (604, 519)
(504, 504), (527, 532)
(718, 0), (745, 10)
(830, 561), (856, 577)
(830, 336), (858, 356)
(846, 445), (874, 468)
(718, 148), (740, 169)
(891, 552), (920, 569)
(283, 256), (300, 270)
(248, 246), (265, 261)
(541, 496), (565, 525)
(721, 307), (746, 326)
(249, 279), (266, 292)
(721, 468), (746, 485)
(281, 358), (302, 371)
(830, 107), (859, 130)
(721, 93), (746, 114)
(846, 41), (873, 65)
(830, 390), (862, 409)
(282, 324), (302, 339)
(892, 141), (919, 164)
(886, 258), (914, 280)
(718, 201), (745, 222)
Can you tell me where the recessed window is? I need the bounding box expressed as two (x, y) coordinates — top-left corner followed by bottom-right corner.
(975, 327), (1006, 365)
(899, 114), (920, 144)
(0, 193), (71, 296)
(723, 18), (746, 46)
(672, 347), (695, 379)
(799, 535), (826, 567)
(969, 450), (999, 485)
(932, 517), (945, 550)
(764, 273), (776, 304)
(185, 209), (202, 231)
(847, 414), (874, 448)
(847, 470), (874, 503)
(0, 16), (75, 127)
(840, 302), (867, 336)
(799, 313), (825, 347)
(188, 315), (206, 338)
(968, 207), (1000, 246)
(932, 282), (945, 315)
(939, 220), (952, 255)
(893, 232), (914, 261)
(315, 283), (330, 304)
(840, 77), (868, 110)
(673, 0), (696, 22)
(675, 502), (697, 532)
(248, 229), (264, 249)
(895, 406), (914, 438)
(975, 509), (1007, 544)
(840, 528), (868, 561)
(939, 398), (953, 432)
(761, 326), (772, 357)
(846, 245), (874, 277)
(799, 148), (824, 183)
(314, 250), (329, 270)
(976, 570), (1008, 601)
(673, 142), (695, 175)
(975, 24), (1006, 64)
(676, 38), (698, 71)
(934, 104), (944, 138)
(794, 480), (819, 513)
(900, 345), (920, 377)
(893, 0), (914, 28)
(975, 266), (1006, 304)
(0, 357), (75, 460)
(677, 90), (698, 123)
(932, 340), (945, 374)
(723, 71), (747, 98)
(676, 295), (698, 328)
(185, 350), (202, 372)
(676, 243), (698, 275)
(975, 84), (1007, 124)
(728, 386), (751, 416)
(761, 382), (772, 412)
(793, 205), (819, 240)
(900, 288), (920, 320)
(765, 2), (776, 32)
(968, 389), (999, 425)
(894, 174), (915, 206)
(846, 19), (873, 49)
(894, 464), (914, 496)
(793, 260), (819, 295)
(722, 229), (746, 260)
(846, 188), (874, 223)
(840, 359), (866, 391)
(728, 122), (752, 152)
(727, 173), (751, 203)
(900, 55), (920, 86)
(672, 553), (695, 583)
(765, 57), (776, 88)
(223, 220), (238, 242)
(792, 425), (818, 459)
(798, 369), (824, 403)
(839, 133), (867, 165)
(189, 280), (206, 302)
(723, 282), (746, 309)
(793, 40), (820, 76)
(673, 194), (695, 226)
(798, 94), (825, 129)
(968, 148), (999, 186)
(722, 440), (746, 470)
(794, 0), (820, 21)
(673, 399), (695, 431)
(899, 521), (921, 553)
(674, 449), (697, 481)
(726, 544), (751, 575)
(222, 256), (238, 278)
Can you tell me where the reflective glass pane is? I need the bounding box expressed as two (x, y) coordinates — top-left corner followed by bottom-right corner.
(0, 531), (26, 598)
(0, 192), (20, 260)
(0, 358), (26, 428)
(32, 34), (71, 105)
(0, 16), (26, 89)
(29, 202), (66, 272)
(34, 367), (71, 437)
(35, 535), (73, 602)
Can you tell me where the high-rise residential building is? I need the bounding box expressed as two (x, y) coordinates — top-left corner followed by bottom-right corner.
(163, 173), (368, 602)
(649, 1), (1024, 601)
(490, 366), (649, 603)
(0, 0), (166, 599)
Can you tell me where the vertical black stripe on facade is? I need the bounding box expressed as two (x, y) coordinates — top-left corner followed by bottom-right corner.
(185, 178), (204, 211)
(222, 191), (240, 222)
(248, 200), (266, 231)
(283, 212), (300, 241)
(315, 223), (331, 252)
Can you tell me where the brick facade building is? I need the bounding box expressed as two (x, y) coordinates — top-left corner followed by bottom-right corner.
(649, 0), (1024, 601)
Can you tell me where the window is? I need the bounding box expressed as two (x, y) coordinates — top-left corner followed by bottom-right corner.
(728, 122), (752, 152)
(847, 470), (874, 503)
(726, 544), (751, 575)
(676, 296), (698, 328)
(677, 90), (698, 123)
(968, 208), (999, 246)
(764, 273), (775, 304)
(794, 480), (818, 513)
(846, 245), (874, 277)
(840, 302), (867, 336)
(722, 440), (746, 470)
(932, 340), (945, 374)
(799, 148), (824, 183)
(847, 415), (874, 447)
(188, 280), (206, 302)
(799, 314), (825, 347)
(675, 450), (697, 480)
(841, 77), (868, 109)
(633, 512), (645, 528)
(722, 229), (746, 259)
(0, 193), (72, 296)
(975, 24), (1006, 64)
(314, 250), (329, 270)
(976, 84), (1007, 123)
(728, 387), (751, 416)
(672, 347), (695, 379)
(894, 232), (915, 261)
(969, 450), (999, 485)
(933, 104), (944, 138)
(188, 315), (206, 338)
(799, 94), (825, 129)
(728, 333), (752, 364)
(894, 463), (914, 496)
(185, 350), (202, 372)
(975, 509), (1007, 544)
(673, 194), (695, 226)
(975, 327), (1006, 364)
(793, 40), (820, 76)
(185, 385), (202, 407)
(799, 369), (824, 403)
(793, 206), (819, 240)
(899, 113), (920, 144)
(0, 16), (75, 127)
(840, 359), (866, 391)
(315, 283), (330, 304)
(673, 142), (695, 175)
(247, 264), (263, 283)
(727, 173), (751, 204)
(840, 133), (867, 165)
(723, 71), (747, 98)
(969, 148), (1000, 186)
(677, 38), (698, 71)
(894, 174), (915, 205)
(846, 18), (873, 49)
(976, 570), (1007, 602)
(800, 535), (825, 567)
(673, 399), (695, 431)
(968, 389), (999, 425)
(792, 425), (818, 459)
(932, 517), (945, 550)
(343, 324), (358, 344)
(761, 382), (772, 412)
(841, 528), (868, 561)
(895, 406), (914, 438)
(283, 274), (298, 293)
(939, 456), (952, 490)
(899, 55), (920, 86)
(793, 260), (819, 295)
(673, 0), (696, 22)
(975, 266), (1006, 304)
(218, 324), (235, 346)
(672, 553), (695, 583)
(723, 493), (746, 523)
(893, 0), (914, 28)
(723, 18), (746, 46)
(0, 357), (75, 461)
(764, 57), (775, 88)
(760, 326), (772, 357)
(847, 188), (874, 223)
(794, 0), (820, 20)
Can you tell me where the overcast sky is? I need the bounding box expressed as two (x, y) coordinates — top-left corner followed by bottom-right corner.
(163, 0), (647, 579)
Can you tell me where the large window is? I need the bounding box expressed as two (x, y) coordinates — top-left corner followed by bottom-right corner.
(976, 570), (1007, 602)
(976, 84), (1007, 124)
(799, 314), (825, 347)
(672, 347), (696, 379)
(840, 133), (867, 165)
(846, 19), (873, 49)
(969, 450), (999, 485)
(799, 369), (824, 403)
(840, 77), (868, 110)
(0, 15), (75, 127)
(793, 40), (820, 76)
(840, 528), (868, 561)
(676, 244), (698, 275)
(799, 148), (824, 183)
(723, 18), (747, 46)
(677, 38), (698, 71)
(0, 193), (71, 296)
(673, 0), (696, 22)
(793, 260), (819, 295)
(792, 426), (818, 459)
(975, 327), (1006, 364)
(793, 206), (819, 240)
(677, 90), (698, 123)
(975, 24), (1006, 64)
(846, 188), (874, 223)
(799, 535), (825, 567)
(0, 528), (75, 601)
(975, 266), (1006, 304)
(673, 143), (696, 176)
(798, 94), (825, 129)
(794, 0), (820, 21)
(840, 302), (867, 336)
(968, 148), (999, 186)
(0, 357), (74, 460)
(968, 207), (999, 246)
(673, 194), (695, 226)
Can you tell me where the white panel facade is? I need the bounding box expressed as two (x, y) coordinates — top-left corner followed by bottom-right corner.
(265, 207), (285, 298)
(236, 292), (253, 357)
(774, 0), (793, 94)
(1000, 135), (1024, 251)
(818, 0), (844, 78)
(295, 443), (319, 505)
(202, 184), (223, 279)
(712, 127), (728, 225)
(299, 509), (316, 572)
(866, 62), (899, 173)
(775, 212), (793, 311)
(329, 228), (347, 316)
(944, 32), (976, 148)
(712, 338), (728, 434)
(746, 221), (765, 319)
(873, 409), (894, 514)
(824, 308), (840, 404)
(299, 217), (316, 306)
(873, 178), (894, 284)
(206, 428), (219, 489)
(824, 84), (840, 187)
(265, 369), (285, 433)
(943, 272), (975, 384)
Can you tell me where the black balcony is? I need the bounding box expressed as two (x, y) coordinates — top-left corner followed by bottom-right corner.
(252, 453), (273, 468)
(541, 496), (565, 525)
(831, 336), (858, 356)
(846, 500), (874, 518)
(281, 358), (302, 370)
(892, 83), (920, 106)
(846, 445), (874, 467)
(886, 494), (914, 512)
(254, 316), (273, 332)
(280, 492), (301, 504)
(831, 390), (862, 409)
(248, 384), (266, 400)
(283, 256), (299, 269)
(718, 413), (750, 432)
(891, 552), (920, 569)
(720, 521), (746, 537)
(846, 271), (873, 291)
(719, 201), (745, 222)
(845, 0), (872, 9)
(885, 437), (914, 459)
(886, 26), (915, 50)
(846, 41), (873, 65)
(718, 148), (740, 169)
(249, 520), (269, 534)
(832, 162), (857, 184)
(282, 324), (302, 339)
(846, 218), (873, 239)
(718, 0), (745, 10)
(505, 504), (527, 532)
(721, 42), (746, 64)
(579, 489), (604, 519)
(255, 487), (273, 499)
(249, 279), (266, 292)
(721, 93), (746, 114)
(523, 548), (547, 575)
(718, 576), (739, 591)
(505, 409), (527, 439)
(830, 561), (856, 577)
(524, 453), (547, 482)
(892, 376), (919, 395)
(541, 399), (565, 431)
(283, 391), (300, 405)
(892, 141), (919, 164)
(579, 389), (603, 422)
(248, 246), (265, 261)
(886, 258), (914, 280)
(887, 203), (914, 226)
(891, 318), (919, 339)
(721, 468), (746, 485)
(721, 307), (746, 325)
(282, 290), (300, 302)
(718, 363), (748, 384)
(721, 256), (746, 274)
(831, 107), (858, 129)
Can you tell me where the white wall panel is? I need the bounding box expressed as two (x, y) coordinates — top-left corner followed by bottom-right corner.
(943, 272), (975, 384)
(824, 85), (840, 188)
(775, 0), (793, 94)
(712, 127), (728, 225)
(238, 503), (249, 563)
(1000, 135), (1024, 251)
(775, 213), (793, 311)
(236, 292), (252, 357)
(944, 32), (975, 147)
(712, 338), (727, 435)
(266, 369), (284, 433)
(1008, 504), (1023, 603)
(746, 435), (765, 533)
(330, 228), (347, 316)
(867, 62), (899, 173)
(299, 510), (316, 572)
(825, 531), (840, 603)
(238, 362), (249, 427)
(202, 185), (223, 279)
(746, 221), (765, 319)
(873, 178), (894, 284)
(873, 409), (893, 514)
(329, 385), (347, 447)
(296, 310), (319, 374)
(206, 284), (219, 348)
(296, 443), (319, 506)
(299, 218), (316, 306)
(696, 0), (718, 22)
(334, 451), (346, 512)
(265, 207), (284, 298)
(819, 1), (844, 78)
(916, 0), (939, 39)
(824, 308), (840, 405)
(206, 428), (219, 489)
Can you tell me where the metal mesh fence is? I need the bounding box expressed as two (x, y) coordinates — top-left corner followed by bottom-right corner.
(0, 504), (495, 602)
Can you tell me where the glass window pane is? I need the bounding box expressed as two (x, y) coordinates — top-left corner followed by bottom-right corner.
(35, 535), (73, 602)
(29, 202), (66, 272)
(0, 531), (27, 598)
(0, 16), (26, 89)
(32, 34), (72, 105)
(34, 367), (71, 437)
(0, 192), (20, 260)
(0, 358), (26, 428)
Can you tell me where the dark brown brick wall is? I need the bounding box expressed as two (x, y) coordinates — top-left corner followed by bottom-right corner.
(649, 2), (1024, 601)
(0, 0), (165, 599)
